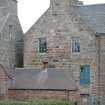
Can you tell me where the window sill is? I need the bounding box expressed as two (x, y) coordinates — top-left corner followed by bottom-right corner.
(72, 52), (80, 55)
(38, 53), (47, 55)
(80, 84), (90, 87)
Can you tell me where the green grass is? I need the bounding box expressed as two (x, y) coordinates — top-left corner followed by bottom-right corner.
(0, 100), (74, 105)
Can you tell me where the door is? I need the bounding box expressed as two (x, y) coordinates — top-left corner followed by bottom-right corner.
(80, 65), (90, 85)
(80, 94), (89, 105)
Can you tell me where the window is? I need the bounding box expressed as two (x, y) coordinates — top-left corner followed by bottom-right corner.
(9, 25), (13, 40)
(72, 37), (80, 53)
(80, 65), (90, 85)
(38, 38), (47, 53)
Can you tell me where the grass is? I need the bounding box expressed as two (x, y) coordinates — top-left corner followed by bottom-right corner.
(0, 100), (74, 105)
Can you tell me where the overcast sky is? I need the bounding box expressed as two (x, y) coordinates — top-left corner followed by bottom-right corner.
(17, 0), (105, 33)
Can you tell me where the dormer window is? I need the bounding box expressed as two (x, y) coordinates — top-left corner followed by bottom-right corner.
(38, 38), (47, 53)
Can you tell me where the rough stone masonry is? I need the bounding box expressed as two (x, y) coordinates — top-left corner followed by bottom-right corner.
(0, 0), (105, 105)
(24, 0), (98, 103)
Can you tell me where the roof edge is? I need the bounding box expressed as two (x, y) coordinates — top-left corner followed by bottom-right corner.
(79, 3), (105, 7)
(9, 88), (77, 91)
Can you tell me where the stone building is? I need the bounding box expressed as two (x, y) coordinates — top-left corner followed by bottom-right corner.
(0, 0), (105, 105)
(24, 0), (105, 104)
(0, 0), (23, 99)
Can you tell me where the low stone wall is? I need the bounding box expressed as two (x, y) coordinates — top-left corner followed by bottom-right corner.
(8, 89), (79, 102)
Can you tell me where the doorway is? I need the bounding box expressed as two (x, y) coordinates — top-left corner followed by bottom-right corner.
(80, 94), (89, 105)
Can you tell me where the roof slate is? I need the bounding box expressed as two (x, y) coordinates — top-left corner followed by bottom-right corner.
(10, 68), (77, 90)
(76, 4), (105, 33)
(0, 7), (9, 33)
(0, 14), (9, 32)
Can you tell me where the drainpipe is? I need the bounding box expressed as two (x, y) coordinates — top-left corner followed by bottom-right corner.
(66, 90), (69, 101)
(96, 33), (101, 105)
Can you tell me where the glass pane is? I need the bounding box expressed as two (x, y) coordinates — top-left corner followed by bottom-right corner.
(38, 38), (47, 53)
(72, 37), (80, 53)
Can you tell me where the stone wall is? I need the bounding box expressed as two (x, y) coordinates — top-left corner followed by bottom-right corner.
(0, 0), (23, 99)
(0, 0), (17, 15)
(99, 35), (105, 104)
(24, 1), (98, 97)
(0, 0), (23, 69)
(8, 89), (79, 102)
(0, 65), (8, 99)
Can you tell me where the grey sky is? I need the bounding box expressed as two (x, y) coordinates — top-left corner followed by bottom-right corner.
(17, 0), (105, 33)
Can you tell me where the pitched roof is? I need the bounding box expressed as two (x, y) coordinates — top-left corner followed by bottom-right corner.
(10, 68), (77, 90)
(0, 14), (9, 32)
(76, 4), (105, 33)
(0, 7), (10, 33)
(26, 4), (105, 34)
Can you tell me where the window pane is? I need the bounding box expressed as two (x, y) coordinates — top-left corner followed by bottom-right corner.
(38, 38), (47, 53)
(72, 37), (80, 53)
(9, 25), (13, 40)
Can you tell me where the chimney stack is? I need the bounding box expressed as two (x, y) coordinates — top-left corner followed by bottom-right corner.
(50, 0), (80, 8)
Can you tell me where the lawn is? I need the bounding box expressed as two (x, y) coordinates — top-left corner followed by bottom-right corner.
(0, 100), (74, 105)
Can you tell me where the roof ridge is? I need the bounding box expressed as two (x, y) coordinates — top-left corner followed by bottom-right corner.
(79, 3), (105, 7)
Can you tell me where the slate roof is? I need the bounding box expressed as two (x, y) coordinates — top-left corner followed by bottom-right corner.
(0, 14), (9, 32)
(76, 4), (105, 33)
(10, 68), (77, 90)
(0, 7), (9, 33)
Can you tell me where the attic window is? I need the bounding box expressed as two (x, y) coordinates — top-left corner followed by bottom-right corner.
(9, 25), (13, 40)
(38, 38), (47, 53)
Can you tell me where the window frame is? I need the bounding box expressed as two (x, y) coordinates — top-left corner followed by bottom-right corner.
(71, 37), (80, 54)
(38, 37), (47, 54)
(9, 25), (13, 40)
